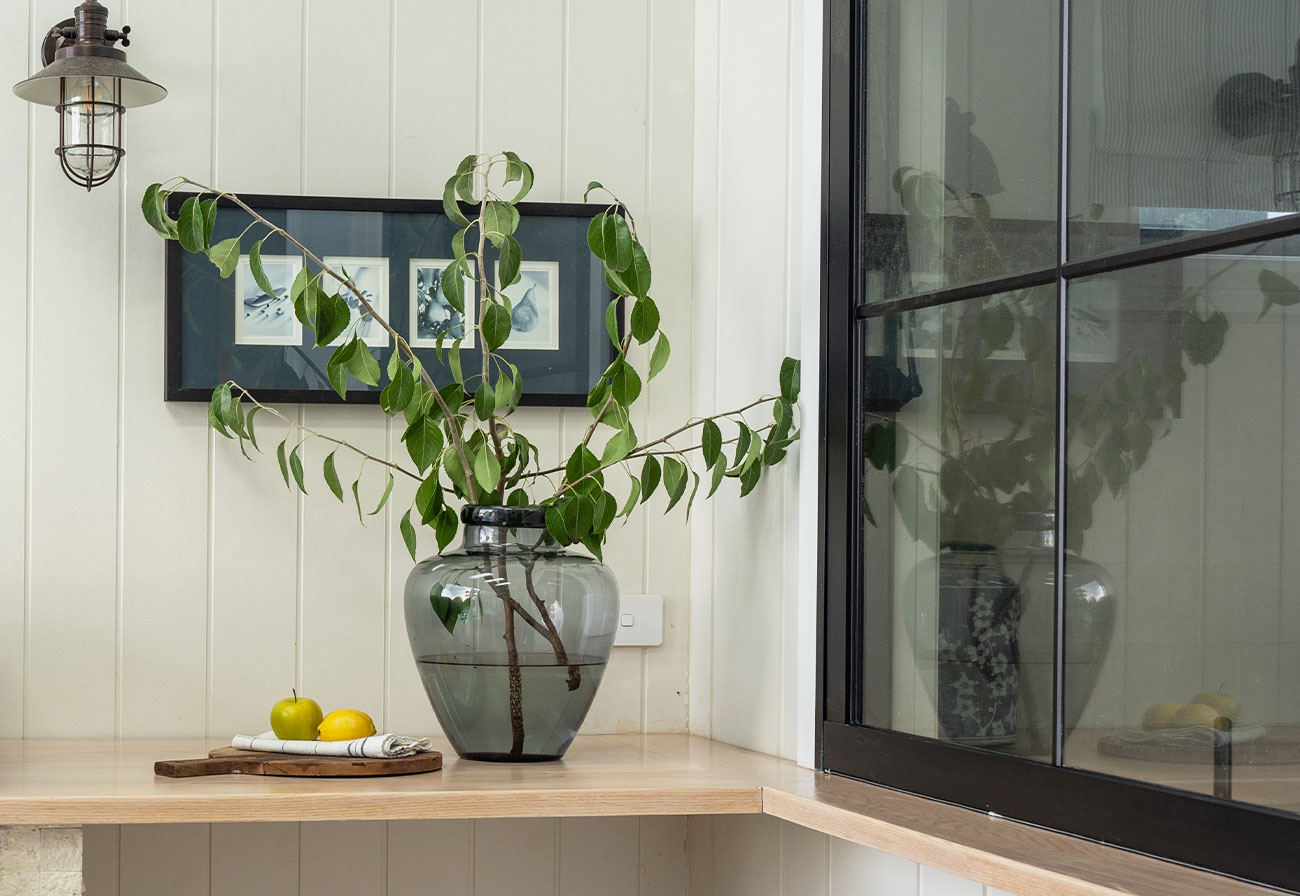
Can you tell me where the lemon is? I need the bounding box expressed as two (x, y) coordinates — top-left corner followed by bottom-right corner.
(318, 708), (377, 741)
(1141, 702), (1184, 731)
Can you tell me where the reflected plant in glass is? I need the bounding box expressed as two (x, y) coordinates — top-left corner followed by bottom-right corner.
(141, 153), (802, 759)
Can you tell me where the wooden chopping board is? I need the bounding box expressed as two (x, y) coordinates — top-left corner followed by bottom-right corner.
(155, 746), (442, 778)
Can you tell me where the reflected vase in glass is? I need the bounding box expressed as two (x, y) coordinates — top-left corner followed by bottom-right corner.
(1000, 511), (1117, 756)
(404, 505), (619, 761)
(934, 543), (1022, 745)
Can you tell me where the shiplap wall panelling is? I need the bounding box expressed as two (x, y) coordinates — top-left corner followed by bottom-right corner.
(206, 0), (303, 739)
(1284, 292), (1300, 722)
(559, 817), (641, 896)
(473, 818), (556, 894)
(390, 1), (480, 199)
(920, 865), (983, 896)
(829, 835), (919, 895)
(711, 814), (782, 896)
(387, 819), (473, 895)
(478, 0), (562, 197)
(118, 823), (211, 896)
(210, 822), (300, 896)
(0, 0), (29, 739)
(641, 816), (691, 896)
(117, 0), (215, 739)
(297, 0), (394, 727)
(25, 0), (123, 738)
(702, 0), (792, 757)
(300, 821), (387, 896)
(643, 0), (695, 733)
(1201, 257), (1285, 725)
(560, 0), (651, 735)
(688, 0), (722, 740)
(781, 821), (829, 894)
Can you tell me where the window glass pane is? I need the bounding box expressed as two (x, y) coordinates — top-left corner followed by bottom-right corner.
(1064, 236), (1300, 816)
(861, 288), (1058, 758)
(863, 0), (1059, 303)
(1069, 0), (1300, 257)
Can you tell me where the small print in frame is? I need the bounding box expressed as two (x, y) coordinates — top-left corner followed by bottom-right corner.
(496, 260), (560, 351)
(410, 259), (477, 349)
(323, 256), (390, 348)
(234, 255), (303, 346)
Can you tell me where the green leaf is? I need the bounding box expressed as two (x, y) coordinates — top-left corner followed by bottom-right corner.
(314, 289), (352, 348)
(779, 357), (801, 403)
(415, 473), (443, 525)
(346, 343), (381, 386)
(494, 368), (515, 413)
(587, 213), (608, 260)
(207, 238), (240, 279)
(483, 201), (514, 246)
(400, 509), (418, 561)
(380, 362), (416, 416)
(583, 181), (605, 201)
(618, 478), (642, 517)
(498, 235), (522, 287)
(580, 535), (605, 562)
(244, 405), (262, 451)
(177, 197), (205, 252)
(443, 174), (471, 227)
(429, 589), (470, 636)
(474, 382), (495, 420)
(276, 440), (291, 489)
(402, 414), (445, 473)
(649, 333), (671, 380)
(208, 384), (233, 438)
(248, 239), (279, 303)
(326, 339), (359, 399)
(199, 198), (218, 246)
(473, 446), (502, 493)
(442, 258), (466, 314)
(601, 424), (638, 466)
(611, 362), (642, 406)
(434, 506), (459, 551)
(1258, 268), (1300, 320)
(507, 488), (530, 506)
(545, 504), (570, 545)
(448, 339), (464, 384)
(323, 450), (344, 501)
(630, 297), (659, 344)
(351, 477), (364, 522)
(701, 419), (722, 467)
(605, 299), (621, 346)
(738, 460), (762, 497)
(977, 301), (1016, 352)
(707, 452), (727, 498)
(368, 473), (395, 515)
(288, 444), (307, 493)
(1183, 310), (1229, 366)
(482, 303), (512, 351)
(640, 455), (661, 499)
(614, 243), (651, 299)
(729, 425), (753, 474)
(603, 215), (631, 272)
(503, 151), (534, 202)
(566, 444), (601, 486)
(663, 457), (689, 512)
(863, 421), (902, 471)
(141, 184), (175, 238)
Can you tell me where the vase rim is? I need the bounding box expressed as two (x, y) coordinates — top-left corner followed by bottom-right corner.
(461, 504), (548, 529)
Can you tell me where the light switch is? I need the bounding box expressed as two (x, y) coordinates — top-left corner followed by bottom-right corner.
(613, 594), (663, 647)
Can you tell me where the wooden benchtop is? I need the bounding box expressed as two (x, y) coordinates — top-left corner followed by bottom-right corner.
(0, 734), (1282, 896)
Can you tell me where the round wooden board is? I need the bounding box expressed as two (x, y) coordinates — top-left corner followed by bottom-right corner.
(155, 746), (443, 778)
(1097, 729), (1300, 765)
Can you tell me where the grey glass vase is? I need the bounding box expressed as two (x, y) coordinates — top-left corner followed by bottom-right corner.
(404, 505), (620, 761)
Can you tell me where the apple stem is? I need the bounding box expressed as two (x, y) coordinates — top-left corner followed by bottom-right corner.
(292, 688), (298, 703)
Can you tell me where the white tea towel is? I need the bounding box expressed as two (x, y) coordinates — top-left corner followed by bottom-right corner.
(232, 731), (434, 758)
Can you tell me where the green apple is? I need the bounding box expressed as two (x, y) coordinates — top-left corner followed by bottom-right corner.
(1191, 690), (1240, 724)
(270, 691), (324, 740)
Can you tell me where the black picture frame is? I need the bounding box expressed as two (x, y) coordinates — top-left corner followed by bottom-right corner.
(164, 192), (620, 406)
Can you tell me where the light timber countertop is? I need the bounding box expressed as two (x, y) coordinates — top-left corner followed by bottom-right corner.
(0, 734), (1282, 896)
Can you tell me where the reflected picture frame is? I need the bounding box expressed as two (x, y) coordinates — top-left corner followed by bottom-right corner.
(165, 192), (620, 406)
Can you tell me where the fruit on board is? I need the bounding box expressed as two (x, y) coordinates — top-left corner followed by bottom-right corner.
(1190, 690), (1240, 724)
(1141, 702), (1184, 731)
(318, 708), (377, 741)
(1171, 703), (1228, 730)
(270, 691), (324, 741)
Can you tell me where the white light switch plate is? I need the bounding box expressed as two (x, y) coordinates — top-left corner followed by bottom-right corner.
(613, 594), (663, 647)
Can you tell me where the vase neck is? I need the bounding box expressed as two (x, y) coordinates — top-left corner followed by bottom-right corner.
(461, 523), (558, 553)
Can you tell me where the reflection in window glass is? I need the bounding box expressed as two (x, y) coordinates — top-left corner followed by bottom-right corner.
(1070, 0), (1300, 256)
(1064, 237), (1300, 814)
(861, 289), (1058, 757)
(862, 0), (1059, 302)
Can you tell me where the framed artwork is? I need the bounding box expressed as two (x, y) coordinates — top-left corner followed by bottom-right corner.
(165, 193), (620, 406)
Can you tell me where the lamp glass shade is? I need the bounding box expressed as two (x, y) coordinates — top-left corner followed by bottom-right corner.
(58, 75), (121, 185)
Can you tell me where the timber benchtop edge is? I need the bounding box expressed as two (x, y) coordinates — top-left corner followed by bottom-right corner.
(0, 733), (1280, 896)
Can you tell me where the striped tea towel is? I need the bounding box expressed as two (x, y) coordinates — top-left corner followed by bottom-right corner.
(232, 731), (434, 758)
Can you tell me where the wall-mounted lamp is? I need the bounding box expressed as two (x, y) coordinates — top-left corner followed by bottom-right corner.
(12, 0), (165, 191)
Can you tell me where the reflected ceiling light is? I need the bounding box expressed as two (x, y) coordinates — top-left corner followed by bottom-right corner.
(12, 0), (166, 191)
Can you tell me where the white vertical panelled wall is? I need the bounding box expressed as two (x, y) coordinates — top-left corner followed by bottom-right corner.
(3, 0), (1030, 892)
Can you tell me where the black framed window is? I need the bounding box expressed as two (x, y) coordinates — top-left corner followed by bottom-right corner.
(820, 1), (1300, 890)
